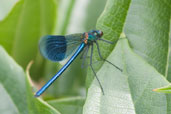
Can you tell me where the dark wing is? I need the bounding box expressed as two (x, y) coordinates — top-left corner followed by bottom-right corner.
(39, 34), (83, 62)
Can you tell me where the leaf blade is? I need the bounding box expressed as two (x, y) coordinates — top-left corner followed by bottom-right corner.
(83, 39), (171, 114)
(48, 97), (85, 114)
(86, 0), (131, 89)
(0, 45), (60, 114)
(124, 0), (171, 76)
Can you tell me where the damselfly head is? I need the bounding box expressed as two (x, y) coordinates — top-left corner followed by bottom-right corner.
(89, 30), (103, 38)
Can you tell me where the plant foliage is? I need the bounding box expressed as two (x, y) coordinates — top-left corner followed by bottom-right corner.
(0, 0), (171, 114)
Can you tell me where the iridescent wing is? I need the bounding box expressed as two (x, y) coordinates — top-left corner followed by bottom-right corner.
(39, 34), (83, 62)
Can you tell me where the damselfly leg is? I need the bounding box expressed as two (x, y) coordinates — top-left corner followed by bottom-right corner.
(90, 43), (105, 95)
(96, 40), (122, 72)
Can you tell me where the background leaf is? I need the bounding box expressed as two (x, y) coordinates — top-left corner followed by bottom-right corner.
(0, 0), (18, 20)
(48, 97), (85, 114)
(0, 0), (57, 81)
(167, 22), (171, 82)
(0, 46), (59, 114)
(124, 0), (171, 76)
(0, 0), (23, 53)
(55, 0), (76, 35)
(83, 38), (171, 114)
(153, 84), (171, 93)
(86, 0), (131, 90)
(0, 0), (171, 113)
(0, 45), (27, 113)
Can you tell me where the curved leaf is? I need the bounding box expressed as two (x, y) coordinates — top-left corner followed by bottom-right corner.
(0, 46), (60, 114)
(0, 0), (18, 20)
(0, 45), (27, 113)
(0, 0), (23, 53)
(153, 84), (171, 93)
(86, 0), (131, 89)
(167, 25), (171, 81)
(48, 97), (85, 114)
(124, 0), (171, 76)
(55, 0), (76, 35)
(84, 0), (106, 31)
(83, 39), (171, 114)
(0, 0), (57, 81)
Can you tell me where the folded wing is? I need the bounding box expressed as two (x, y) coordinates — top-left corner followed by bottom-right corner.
(39, 34), (82, 62)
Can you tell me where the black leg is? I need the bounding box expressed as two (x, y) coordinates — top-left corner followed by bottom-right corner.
(90, 44), (105, 95)
(81, 46), (89, 68)
(95, 41), (123, 72)
(99, 38), (114, 44)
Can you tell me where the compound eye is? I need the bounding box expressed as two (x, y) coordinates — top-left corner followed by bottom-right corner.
(98, 31), (103, 37)
(94, 32), (97, 36)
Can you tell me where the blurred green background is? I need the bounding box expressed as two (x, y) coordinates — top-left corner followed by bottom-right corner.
(0, 0), (106, 98)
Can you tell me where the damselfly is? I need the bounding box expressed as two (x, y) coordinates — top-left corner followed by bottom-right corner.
(35, 30), (122, 97)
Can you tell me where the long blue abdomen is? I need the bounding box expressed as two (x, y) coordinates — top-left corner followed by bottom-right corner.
(35, 43), (85, 97)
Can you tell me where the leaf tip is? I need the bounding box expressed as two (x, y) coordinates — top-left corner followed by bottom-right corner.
(152, 88), (158, 92)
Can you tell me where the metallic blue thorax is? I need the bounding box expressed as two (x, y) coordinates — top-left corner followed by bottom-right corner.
(85, 32), (101, 44)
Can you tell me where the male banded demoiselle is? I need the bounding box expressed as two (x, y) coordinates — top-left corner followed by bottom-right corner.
(35, 30), (122, 97)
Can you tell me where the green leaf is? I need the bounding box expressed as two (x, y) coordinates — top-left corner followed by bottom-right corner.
(48, 97), (85, 114)
(167, 22), (171, 82)
(153, 84), (171, 93)
(55, 0), (76, 35)
(13, 0), (57, 79)
(0, 0), (23, 53)
(12, 0), (56, 66)
(0, 45), (60, 114)
(26, 63), (60, 114)
(0, 0), (57, 81)
(0, 0), (18, 20)
(0, 45), (28, 113)
(124, 0), (171, 76)
(84, 0), (106, 31)
(83, 39), (171, 114)
(86, 0), (131, 89)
